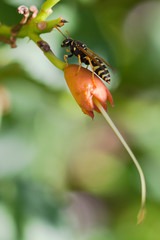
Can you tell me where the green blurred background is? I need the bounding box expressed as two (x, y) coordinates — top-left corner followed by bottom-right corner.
(0, 0), (160, 239)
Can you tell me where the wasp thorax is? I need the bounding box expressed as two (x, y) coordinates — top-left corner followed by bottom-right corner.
(61, 38), (73, 47)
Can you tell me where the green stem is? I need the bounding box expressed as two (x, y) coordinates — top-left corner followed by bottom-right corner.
(44, 18), (62, 32)
(29, 33), (66, 71)
(93, 98), (146, 224)
(0, 24), (29, 39)
(35, 0), (61, 21)
(0, 1), (66, 71)
(0, 17), (63, 39)
(44, 50), (66, 71)
(0, 25), (11, 37)
(0, 24), (66, 71)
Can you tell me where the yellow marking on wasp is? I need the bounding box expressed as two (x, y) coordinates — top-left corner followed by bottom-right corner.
(93, 66), (99, 70)
(98, 70), (104, 75)
(102, 74), (107, 79)
(73, 47), (76, 51)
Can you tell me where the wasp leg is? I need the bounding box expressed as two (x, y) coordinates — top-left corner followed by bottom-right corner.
(64, 55), (68, 64)
(66, 49), (70, 52)
(86, 65), (89, 69)
(77, 54), (82, 74)
(86, 56), (96, 87)
(64, 53), (73, 64)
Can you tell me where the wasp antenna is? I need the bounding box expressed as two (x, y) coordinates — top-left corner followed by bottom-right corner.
(66, 30), (70, 38)
(55, 27), (67, 39)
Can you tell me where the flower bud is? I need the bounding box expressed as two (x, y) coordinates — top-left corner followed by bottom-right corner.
(64, 64), (113, 118)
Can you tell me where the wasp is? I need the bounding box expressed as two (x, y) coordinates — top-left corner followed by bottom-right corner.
(56, 27), (114, 84)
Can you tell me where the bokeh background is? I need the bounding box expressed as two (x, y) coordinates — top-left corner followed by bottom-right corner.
(0, 0), (160, 239)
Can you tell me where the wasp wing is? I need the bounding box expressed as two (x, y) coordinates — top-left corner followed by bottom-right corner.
(77, 45), (115, 72)
(86, 47), (115, 72)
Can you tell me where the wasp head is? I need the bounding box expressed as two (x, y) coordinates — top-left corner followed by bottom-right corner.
(61, 38), (73, 47)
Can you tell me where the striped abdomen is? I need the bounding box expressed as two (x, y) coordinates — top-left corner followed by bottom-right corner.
(92, 57), (111, 83)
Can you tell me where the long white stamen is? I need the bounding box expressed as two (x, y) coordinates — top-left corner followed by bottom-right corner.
(93, 98), (146, 224)
(0, 104), (2, 129)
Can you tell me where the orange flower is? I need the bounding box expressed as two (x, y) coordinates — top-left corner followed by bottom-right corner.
(64, 64), (146, 224)
(64, 64), (113, 118)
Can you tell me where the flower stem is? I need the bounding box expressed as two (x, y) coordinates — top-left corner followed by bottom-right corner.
(0, 24), (11, 37)
(93, 98), (146, 224)
(29, 33), (66, 71)
(0, 17), (63, 39)
(40, 18), (62, 32)
(45, 50), (66, 70)
(35, 0), (61, 21)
